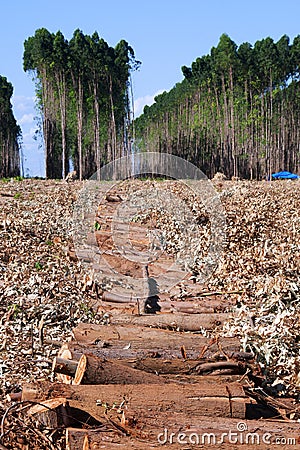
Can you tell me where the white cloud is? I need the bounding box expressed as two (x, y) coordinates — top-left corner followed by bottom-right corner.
(134, 90), (165, 118)
(19, 113), (35, 125)
(12, 95), (36, 114)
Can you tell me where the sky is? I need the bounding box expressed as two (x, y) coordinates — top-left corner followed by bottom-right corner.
(2, 0), (300, 177)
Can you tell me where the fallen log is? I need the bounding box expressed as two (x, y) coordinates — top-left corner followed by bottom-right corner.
(105, 194), (122, 202)
(20, 381), (250, 419)
(52, 354), (166, 385)
(108, 312), (229, 331)
(55, 341), (253, 376)
(101, 292), (231, 313)
(57, 339), (245, 363)
(26, 397), (68, 428)
(72, 323), (239, 350)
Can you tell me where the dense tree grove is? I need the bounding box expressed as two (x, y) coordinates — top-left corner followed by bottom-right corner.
(135, 34), (300, 179)
(0, 76), (21, 178)
(23, 28), (139, 179)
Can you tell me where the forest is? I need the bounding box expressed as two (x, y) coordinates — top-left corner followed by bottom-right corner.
(23, 28), (139, 179)
(2, 32), (300, 180)
(135, 33), (300, 180)
(0, 76), (21, 178)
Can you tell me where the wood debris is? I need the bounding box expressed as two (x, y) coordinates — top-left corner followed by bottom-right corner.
(0, 179), (300, 448)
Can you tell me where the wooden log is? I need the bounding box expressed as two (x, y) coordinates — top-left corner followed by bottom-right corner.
(125, 358), (248, 375)
(54, 341), (251, 377)
(21, 375), (243, 401)
(52, 357), (79, 377)
(6, 391), (22, 402)
(102, 291), (137, 303)
(108, 312), (229, 331)
(105, 194), (122, 202)
(58, 340), (243, 364)
(53, 354), (166, 385)
(101, 294), (230, 313)
(26, 397), (67, 428)
(195, 361), (246, 375)
(21, 381), (250, 419)
(56, 344), (73, 384)
(72, 323), (239, 348)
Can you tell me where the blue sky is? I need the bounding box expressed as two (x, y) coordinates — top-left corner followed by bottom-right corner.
(2, 0), (300, 176)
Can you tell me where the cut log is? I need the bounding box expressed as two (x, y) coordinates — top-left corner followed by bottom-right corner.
(58, 339), (243, 364)
(71, 323), (241, 359)
(73, 354), (87, 385)
(21, 375), (243, 401)
(195, 361), (246, 375)
(72, 323), (240, 351)
(27, 397), (67, 428)
(53, 354), (165, 385)
(105, 194), (122, 202)
(56, 344), (73, 384)
(52, 357), (79, 377)
(101, 297), (231, 314)
(108, 312), (229, 331)
(54, 343), (251, 377)
(21, 381), (250, 419)
(124, 358), (248, 375)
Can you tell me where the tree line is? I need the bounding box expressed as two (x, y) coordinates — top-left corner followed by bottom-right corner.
(135, 33), (300, 180)
(23, 28), (139, 179)
(0, 76), (21, 178)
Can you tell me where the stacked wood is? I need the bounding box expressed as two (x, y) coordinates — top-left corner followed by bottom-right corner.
(51, 323), (252, 385)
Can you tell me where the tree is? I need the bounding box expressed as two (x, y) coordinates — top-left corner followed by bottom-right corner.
(0, 76), (21, 177)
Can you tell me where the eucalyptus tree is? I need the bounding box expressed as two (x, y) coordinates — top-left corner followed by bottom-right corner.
(52, 31), (70, 178)
(0, 76), (21, 177)
(23, 28), (61, 178)
(69, 29), (88, 180)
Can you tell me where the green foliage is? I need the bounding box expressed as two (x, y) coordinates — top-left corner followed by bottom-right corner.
(34, 261), (43, 270)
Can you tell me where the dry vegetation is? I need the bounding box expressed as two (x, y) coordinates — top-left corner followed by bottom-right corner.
(0, 178), (300, 448)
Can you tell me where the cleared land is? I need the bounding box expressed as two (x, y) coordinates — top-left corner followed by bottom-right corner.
(0, 179), (299, 449)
